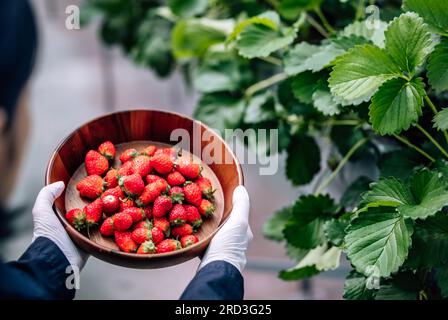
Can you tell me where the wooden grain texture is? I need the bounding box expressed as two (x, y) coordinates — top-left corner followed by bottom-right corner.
(46, 110), (243, 269)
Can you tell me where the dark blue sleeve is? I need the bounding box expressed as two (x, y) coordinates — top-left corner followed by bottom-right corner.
(180, 261), (244, 300)
(0, 237), (75, 300)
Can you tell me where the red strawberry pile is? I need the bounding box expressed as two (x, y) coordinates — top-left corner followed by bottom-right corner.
(66, 141), (216, 254)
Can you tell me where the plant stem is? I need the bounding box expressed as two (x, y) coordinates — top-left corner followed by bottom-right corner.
(245, 72), (288, 98)
(416, 123), (448, 159)
(326, 119), (363, 126)
(355, 0), (366, 20)
(313, 7), (335, 34)
(314, 137), (370, 195)
(306, 14), (330, 38)
(258, 56), (282, 66)
(393, 134), (435, 163)
(425, 95), (448, 144)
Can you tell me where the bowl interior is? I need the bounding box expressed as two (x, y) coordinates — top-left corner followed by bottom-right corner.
(46, 110), (243, 268)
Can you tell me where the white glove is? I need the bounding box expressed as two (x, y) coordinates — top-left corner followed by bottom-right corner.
(32, 181), (89, 270)
(199, 185), (253, 273)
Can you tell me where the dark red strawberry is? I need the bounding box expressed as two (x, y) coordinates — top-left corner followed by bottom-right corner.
(183, 182), (202, 206)
(153, 195), (173, 218)
(169, 186), (185, 204)
(156, 239), (181, 253)
(146, 174), (163, 184)
(184, 204), (202, 229)
(98, 141), (116, 160)
(104, 168), (119, 188)
(141, 145), (157, 157)
(84, 198), (103, 226)
(180, 235), (199, 248)
(66, 208), (85, 231)
(132, 155), (152, 177)
(119, 148), (138, 163)
(150, 153), (174, 175)
(167, 171), (185, 186)
(123, 207), (146, 223)
(198, 199), (215, 217)
(171, 224), (193, 238)
(76, 175), (104, 199)
(114, 231), (137, 253)
(100, 217), (114, 236)
(133, 219), (152, 230)
(85, 150), (109, 176)
(101, 194), (120, 215)
(119, 198), (136, 211)
(169, 204), (187, 226)
(177, 159), (201, 179)
(117, 160), (134, 176)
(102, 186), (124, 201)
(195, 176), (215, 200)
(112, 212), (133, 231)
(143, 206), (152, 219)
(153, 217), (170, 237)
(151, 227), (165, 244)
(137, 240), (156, 254)
(136, 182), (161, 207)
(119, 174), (145, 197)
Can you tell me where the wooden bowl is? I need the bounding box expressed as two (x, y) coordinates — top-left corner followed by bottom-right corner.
(46, 109), (243, 269)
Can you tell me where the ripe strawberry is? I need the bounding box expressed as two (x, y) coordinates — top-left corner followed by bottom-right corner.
(66, 208), (85, 231)
(84, 198), (103, 226)
(131, 227), (152, 244)
(143, 206), (152, 219)
(169, 204), (187, 226)
(151, 227), (165, 244)
(183, 182), (202, 206)
(119, 174), (145, 197)
(153, 195), (173, 218)
(184, 204), (202, 229)
(177, 159), (201, 179)
(136, 182), (161, 206)
(180, 235), (199, 248)
(146, 174), (163, 184)
(133, 219), (152, 230)
(167, 171), (185, 186)
(104, 168), (119, 188)
(112, 212), (133, 231)
(132, 155), (152, 177)
(141, 145), (157, 157)
(154, 147), (177, 160)
(123, 207), (145, 223)
(198, 199), (215, 217)
(100, 217), (114, 236)
(119, 198), (136, 211)
(101, 194), (120, 215)
(169, 186), (185, 204)
(155, 178), (169, 194)
(114, 231), (137, 253)
(117, 160), (134, 176)
(102, 186), (124, 201)
(150, 153), (174, 175)
(98, 141), (116, 160)
(85, 150), (109, 176)
(137, 240), (156, 254)
(156, 239), (181, 253)
(76, 175), (104, 199)
(195, 176), (214, 200)
(171, 224), (193, 238)
(153, 217), (170, 236)
(119, 148), (138, 163)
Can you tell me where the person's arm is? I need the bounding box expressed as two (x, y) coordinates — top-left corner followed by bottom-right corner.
(181, 186), (252, 300)
(0, 182), (88, 300)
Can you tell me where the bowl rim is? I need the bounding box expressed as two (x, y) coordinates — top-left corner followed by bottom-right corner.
(45, 108), (244, 260)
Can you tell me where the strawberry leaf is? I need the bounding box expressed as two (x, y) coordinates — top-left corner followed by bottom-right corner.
(434, 108), (448, 131)
(345, 206), (413, 278)
(374, 272), (421, 300)
(278, 0), (323, 20)
(428, 39), (448, 93)
(263, 207), (293, 241)
(228, 11), (279, 42)
(286, 135), (321, 186)
(343, 271), (376, 300)
(369, 77), (425, 135)
(403, 0), (448, 35)
(341, 20), (388, 47)
(168, 0), (207, 18)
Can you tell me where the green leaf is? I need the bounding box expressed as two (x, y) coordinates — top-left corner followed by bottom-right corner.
(361, 177), (414, 208)
(329, 44), (401, 104)
(279, 245), (341, 280)
(243, 92), (276, 124)
(384, 13), (433, 74)
(172, 19), (228, 58)
(343, 271), (376, 300)
(285, 244), (309, 261)
(378, 149), (422, 181)
(435, 267), (448, 298)
(428, 39), (448, 93)
(286, 135), (321, 186)
(434, 108), (448, 131)
(324, 218), (349, 247)
(284, 42), (345, 76)
(331, 35), (370, 51)
(291, 194), (337, 223)
(263, 207), (293, 241)
(312, 82), (341, 116)
(228, 11), (279, 42)
(404, 0), (448, 35)
(340, 176), (372, 209)
(236, 23), (297, 58)
(278, 0), (323, 20)
(345, 207), (413, 277)
(342, 20), (388, 47)
(375, 271), (421, 300)
(194, 93), (245, 132)
(291, 71), (322, 104)
(168, 0), (207, 17)
(369, 77), (425, 135)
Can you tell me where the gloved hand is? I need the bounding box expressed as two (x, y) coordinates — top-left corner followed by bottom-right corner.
(32, 181), (89, 270)
(199, 185), (252, 273)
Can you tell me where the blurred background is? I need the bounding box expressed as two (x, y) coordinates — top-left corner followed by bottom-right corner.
(0, 0), (376, 299)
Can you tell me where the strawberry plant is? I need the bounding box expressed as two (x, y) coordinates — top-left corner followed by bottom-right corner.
(82, 0), (448, 299)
